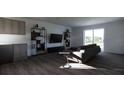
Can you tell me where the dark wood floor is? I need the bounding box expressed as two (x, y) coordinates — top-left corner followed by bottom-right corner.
(0, 52), (124, 75)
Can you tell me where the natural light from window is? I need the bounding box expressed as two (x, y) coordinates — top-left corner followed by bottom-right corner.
(84, 28), (104, 51)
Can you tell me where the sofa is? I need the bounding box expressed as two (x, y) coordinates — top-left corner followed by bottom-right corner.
(69, 44), (101, 63)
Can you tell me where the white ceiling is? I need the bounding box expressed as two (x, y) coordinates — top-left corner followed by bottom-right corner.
(29, 17), (124, 27)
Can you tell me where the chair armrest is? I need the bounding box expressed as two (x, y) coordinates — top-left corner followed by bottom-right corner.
(68, 50), (85, 60)
(72, 50), (85, 58)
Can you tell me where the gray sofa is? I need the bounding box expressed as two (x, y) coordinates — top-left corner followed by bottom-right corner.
(69, 44), (101, 63)
(81, 44), (101, 62)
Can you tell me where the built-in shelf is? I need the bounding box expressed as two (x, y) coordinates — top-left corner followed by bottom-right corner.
(31, 26), (47, 55)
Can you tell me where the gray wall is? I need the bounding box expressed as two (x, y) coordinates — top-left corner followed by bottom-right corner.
(72, 19), (124, 54)
(71, 27), (83, 47)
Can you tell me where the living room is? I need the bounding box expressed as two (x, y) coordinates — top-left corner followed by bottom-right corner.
(1, 0), (124, 93)
(0, 17), (124, 75)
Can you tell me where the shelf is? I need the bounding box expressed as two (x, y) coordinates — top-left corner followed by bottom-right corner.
(31, 26), (47, 55)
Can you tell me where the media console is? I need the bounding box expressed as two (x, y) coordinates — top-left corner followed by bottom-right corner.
(47, 46), (65, 53)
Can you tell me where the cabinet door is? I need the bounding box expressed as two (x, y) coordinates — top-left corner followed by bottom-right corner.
(0, 45), (13, 64)
(18, 21), (25, 35)
(13, 44), (27, 62)
(0, 18), (4, 34)
(11, 20), (19, 34)
(3, 19), (12, 34)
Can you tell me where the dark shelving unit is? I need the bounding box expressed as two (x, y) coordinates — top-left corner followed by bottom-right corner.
(31, 26), (47, 55)
(64, 29), (71, 49)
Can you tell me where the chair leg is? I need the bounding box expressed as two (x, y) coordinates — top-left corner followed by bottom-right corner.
(65, 56), (71, 68)
(78, 59), (82, 64)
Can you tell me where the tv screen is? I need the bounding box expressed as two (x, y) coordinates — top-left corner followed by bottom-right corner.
(49, 34), (63, 43)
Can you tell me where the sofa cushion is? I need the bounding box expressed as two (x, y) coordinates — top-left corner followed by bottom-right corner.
(70, 47), (81, 51)
(80, 44), (96, 49)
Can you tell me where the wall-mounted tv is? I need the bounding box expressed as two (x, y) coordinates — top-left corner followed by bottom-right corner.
(49, 34), (63, 43)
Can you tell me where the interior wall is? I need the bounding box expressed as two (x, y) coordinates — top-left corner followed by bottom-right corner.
(0, 17), (71, 56)
(71, 27), (83, 47)
(72, 19), (124, 54)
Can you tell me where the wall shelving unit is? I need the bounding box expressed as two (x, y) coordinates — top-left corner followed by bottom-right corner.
(31, 25), (47, 55)
(64, 29), (71, 49)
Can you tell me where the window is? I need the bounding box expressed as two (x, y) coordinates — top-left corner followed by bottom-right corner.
(84, 28), (104, 51)
(84, 29), (93, 45)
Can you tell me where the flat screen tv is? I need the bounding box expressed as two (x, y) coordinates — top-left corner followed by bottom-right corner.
(49, 34), (63, 43)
